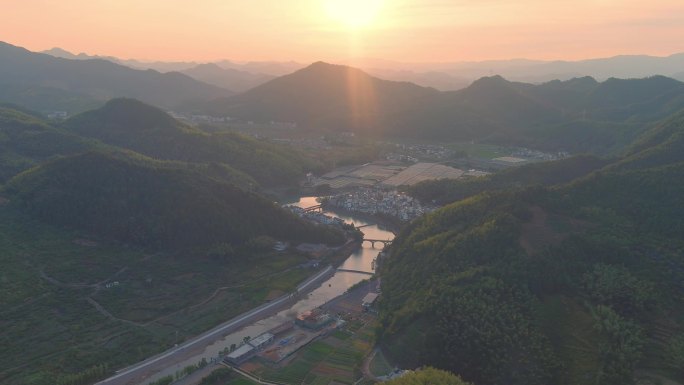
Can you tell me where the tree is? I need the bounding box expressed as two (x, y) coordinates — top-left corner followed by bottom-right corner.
(379, 367), (470, 385)
(667, 333), (684, 381)
(593, 305), (644, 385)
(582, 264), (653, 315)
(207, 242), (235, 260)
(246, 236), (276, 252)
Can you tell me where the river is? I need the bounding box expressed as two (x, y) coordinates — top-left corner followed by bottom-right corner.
(139, 196), (395, 384)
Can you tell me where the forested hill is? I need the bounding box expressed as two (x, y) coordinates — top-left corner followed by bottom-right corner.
(407, 154), (610, 205)
(4, 151), (344, 252)
(63, 98), (321, 186)
(377, 108), (684, 385)
(200, 61), (441, 136)
(0, 106), (94, 183)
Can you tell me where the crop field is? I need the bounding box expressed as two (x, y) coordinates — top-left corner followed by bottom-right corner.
(249, 317), (376, 385)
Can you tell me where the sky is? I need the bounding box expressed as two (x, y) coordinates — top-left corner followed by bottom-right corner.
(2, 0), (684, 63)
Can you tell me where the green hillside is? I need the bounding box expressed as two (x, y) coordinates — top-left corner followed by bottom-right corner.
(4, 150), (344, 251)
(63, 98), (320, 186)
(407, 154), (609, 204)
(377, 109), (684, 385)
(0, 183), (342, 385)
(0, 106), (94, 183)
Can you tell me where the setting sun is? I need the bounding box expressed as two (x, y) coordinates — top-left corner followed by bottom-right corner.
(323, 0), (384, 29)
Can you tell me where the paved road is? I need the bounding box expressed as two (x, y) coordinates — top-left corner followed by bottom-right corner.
(96, 266), (335, 385)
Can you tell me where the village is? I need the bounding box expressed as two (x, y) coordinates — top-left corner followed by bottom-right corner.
(321, 188), (435, 222)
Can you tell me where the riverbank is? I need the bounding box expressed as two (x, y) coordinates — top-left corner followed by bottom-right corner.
(101, 197), (394, 385)
(278, 195), (403, 234)
(321, 204), (404, 234)
(97, 265), (337, 385)
(326, 239), (363, 267)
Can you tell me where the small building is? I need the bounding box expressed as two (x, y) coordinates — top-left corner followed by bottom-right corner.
(248, 332), (275, 350)
(296, 309), (335, 330)
(225, 344), (255, 365)
(492, 156), (527, 166)
(273, 242), (288, 252)
(362, 293), (379, 308)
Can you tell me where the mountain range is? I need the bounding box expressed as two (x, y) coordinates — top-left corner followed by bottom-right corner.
(180, 63), (275, 92)
(193, 62), (684, 154)
(42, 47), (684, 90)
(6, 42), (684, 156)
(0, 42), (232, 113)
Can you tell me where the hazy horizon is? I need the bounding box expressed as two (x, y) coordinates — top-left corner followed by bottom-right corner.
(36, 44), (684, 67)
(4, 0), (684, 64)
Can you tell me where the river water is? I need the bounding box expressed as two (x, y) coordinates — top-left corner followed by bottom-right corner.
(140, 196), (395, 384)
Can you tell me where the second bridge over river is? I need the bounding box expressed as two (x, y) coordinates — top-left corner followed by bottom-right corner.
(362, 238), (392, 248)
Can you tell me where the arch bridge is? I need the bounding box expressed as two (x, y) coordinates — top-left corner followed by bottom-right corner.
(362, 239), (393, 248)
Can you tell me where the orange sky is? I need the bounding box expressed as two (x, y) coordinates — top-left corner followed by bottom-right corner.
(2, 0), (683, 63)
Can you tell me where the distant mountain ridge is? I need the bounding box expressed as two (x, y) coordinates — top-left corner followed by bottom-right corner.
(42, 47), (684, 88)
(0, 41), (232, 112)
(200, 61), (442, 135)
(181, 63), (275, 92)
(194, 61), (684, 154)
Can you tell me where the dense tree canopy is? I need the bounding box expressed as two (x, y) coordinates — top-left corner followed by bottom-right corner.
(378, 108), (684, 385)
(379, 367), (470, 385)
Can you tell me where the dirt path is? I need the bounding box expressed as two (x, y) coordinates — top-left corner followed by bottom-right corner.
(362, 347), (379, 381)
(228, 365), (283, 385)
(86, 297), (147, 327)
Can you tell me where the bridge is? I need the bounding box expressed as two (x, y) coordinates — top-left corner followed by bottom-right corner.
(355, 224), (374, 229)
(337, 268), (374, 276)
(301, 204), (323, 213)
(362, 239), (393, 248)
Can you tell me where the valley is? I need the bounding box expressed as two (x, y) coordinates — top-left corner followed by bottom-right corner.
(2, 28), (684, 385)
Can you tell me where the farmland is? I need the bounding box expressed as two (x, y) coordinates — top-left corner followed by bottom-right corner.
(242, 316), (377, 385)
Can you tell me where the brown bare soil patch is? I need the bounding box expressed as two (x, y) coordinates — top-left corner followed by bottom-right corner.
(241, 361), (262, 372)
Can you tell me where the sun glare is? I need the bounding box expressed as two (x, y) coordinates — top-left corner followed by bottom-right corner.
(323, 0), (384, 29)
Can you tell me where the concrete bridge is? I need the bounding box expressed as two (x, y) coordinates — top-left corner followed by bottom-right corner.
(301, 204), (323, 213)
(337, 268), (374, 276)
(362, 239), (393, 248)
(355, 224), (374, 229)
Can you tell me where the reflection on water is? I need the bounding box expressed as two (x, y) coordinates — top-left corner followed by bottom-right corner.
(290, 197), (394, 273)
(142, 196), (395, 383)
